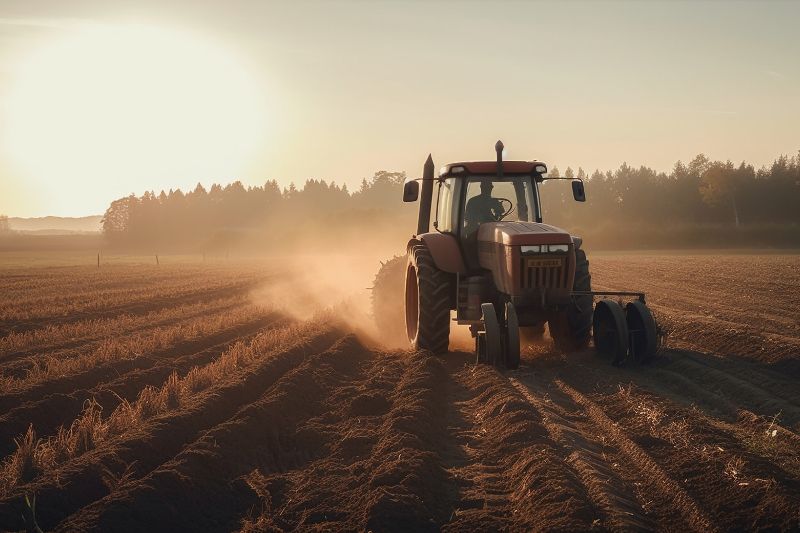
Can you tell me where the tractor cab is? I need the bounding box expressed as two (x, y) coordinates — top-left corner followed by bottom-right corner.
(433, 161), (545, 271)
(404, 145), (587, 274)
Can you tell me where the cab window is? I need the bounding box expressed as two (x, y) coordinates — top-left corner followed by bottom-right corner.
(435, 177), (456, 233)
(462, 177), (535, 236)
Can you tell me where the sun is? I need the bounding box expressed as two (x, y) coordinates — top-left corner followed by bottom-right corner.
(2, 24), (267, 214)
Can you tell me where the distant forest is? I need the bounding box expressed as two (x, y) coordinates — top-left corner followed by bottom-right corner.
(101, 153), (800, 251)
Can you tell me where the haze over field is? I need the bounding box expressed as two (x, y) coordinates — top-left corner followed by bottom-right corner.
(0, 0), (799, 217)
(6, 216), (102, 234)
(1, 2), (800, 532)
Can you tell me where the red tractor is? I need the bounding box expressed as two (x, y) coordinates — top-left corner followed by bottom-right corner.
(373, 141), (658, 368)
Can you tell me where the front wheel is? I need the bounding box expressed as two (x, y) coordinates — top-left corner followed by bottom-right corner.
(504, 302), (520, 370)
(549, 248), (592, 351)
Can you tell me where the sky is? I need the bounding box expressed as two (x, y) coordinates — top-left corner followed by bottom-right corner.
(0, 0), (798, 217)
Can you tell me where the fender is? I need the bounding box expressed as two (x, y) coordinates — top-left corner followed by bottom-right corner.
(408, 232), (467, 274)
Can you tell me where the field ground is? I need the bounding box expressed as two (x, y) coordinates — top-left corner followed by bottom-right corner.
(0, 251), (798, 531)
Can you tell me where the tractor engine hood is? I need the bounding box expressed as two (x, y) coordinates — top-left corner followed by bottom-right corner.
(476, 221), (576, 302)
(477, 221), (573, 246)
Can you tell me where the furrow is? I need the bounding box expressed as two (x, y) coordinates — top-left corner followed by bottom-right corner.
(664, 352), (800, 428)
(0, 296), (246, 365)
(554, 380), (718, 533)
(0, 317), (273, 414)
(54, 334), (367, 533)
(508, 377), (655, 532)
(443, 362), (599, 531)
(0, 327), (341, 531)
(0, 279), (261, 337)
(0, 316), (284, 459)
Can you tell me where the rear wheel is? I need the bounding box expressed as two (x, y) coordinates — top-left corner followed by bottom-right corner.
(405, 242), (453, 353)
(549, 248), (593, 351)
(371, 255), (406, 344)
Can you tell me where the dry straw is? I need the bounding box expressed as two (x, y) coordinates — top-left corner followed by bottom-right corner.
(0, 317), (330, 497)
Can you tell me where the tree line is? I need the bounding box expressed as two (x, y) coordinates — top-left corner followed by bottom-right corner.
(101, 170), (414, 250)
(102, 153), (800, 251)
(541, 153), (799, 227)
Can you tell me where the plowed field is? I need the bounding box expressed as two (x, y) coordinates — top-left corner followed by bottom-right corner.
(1, 253), (798, 532)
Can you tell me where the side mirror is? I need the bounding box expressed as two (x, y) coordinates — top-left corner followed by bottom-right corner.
(571, 179), (586, 202)
(403, 180), (420, 202)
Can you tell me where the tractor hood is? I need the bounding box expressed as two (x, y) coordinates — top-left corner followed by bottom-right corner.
(476, 221), (577, 301)
(477, 221), (573, 246)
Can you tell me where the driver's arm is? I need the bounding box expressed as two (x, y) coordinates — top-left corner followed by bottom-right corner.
(490, 198), (504, 220)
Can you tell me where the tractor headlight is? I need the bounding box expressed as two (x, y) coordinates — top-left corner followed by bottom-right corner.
(521, 244), (570, 254)
(521, 245), (541, 254)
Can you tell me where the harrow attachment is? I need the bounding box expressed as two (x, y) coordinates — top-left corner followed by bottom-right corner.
(591, 293), (659, 365)
(475, 291), (659, 369)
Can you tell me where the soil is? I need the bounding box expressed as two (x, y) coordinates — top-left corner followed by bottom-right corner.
(0, 253), (798, 532)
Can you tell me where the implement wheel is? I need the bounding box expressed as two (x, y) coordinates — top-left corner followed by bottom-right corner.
(626, 300), (658, 363)
(405, 242), (453, 353)
(593, 299), (629, 365)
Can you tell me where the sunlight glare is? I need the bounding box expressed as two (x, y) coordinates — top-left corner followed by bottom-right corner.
(2, 24), (267, 212)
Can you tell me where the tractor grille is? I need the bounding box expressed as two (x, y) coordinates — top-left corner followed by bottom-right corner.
(521, 256), (568, 289)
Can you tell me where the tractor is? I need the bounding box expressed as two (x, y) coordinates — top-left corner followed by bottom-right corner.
(372, 141), (658, 369)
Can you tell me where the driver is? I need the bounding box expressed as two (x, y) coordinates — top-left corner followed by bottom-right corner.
(465, 179), (504, 232)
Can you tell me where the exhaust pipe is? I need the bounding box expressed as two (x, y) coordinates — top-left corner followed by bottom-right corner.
(417, 154), (434, 235)
(495, 140), (504, 178)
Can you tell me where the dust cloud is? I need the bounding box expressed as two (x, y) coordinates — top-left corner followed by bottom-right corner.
(249, 251), (379, 340)
(247, 234), (478, 352)
(247, 225), (411, 349)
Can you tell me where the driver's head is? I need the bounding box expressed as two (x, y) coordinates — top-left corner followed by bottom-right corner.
(480, 180), (494, 195)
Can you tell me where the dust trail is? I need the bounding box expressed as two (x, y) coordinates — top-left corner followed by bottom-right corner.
(249, 250), (482, 351)
(249, 251), (397, 347)
(248, 245), (557, 354)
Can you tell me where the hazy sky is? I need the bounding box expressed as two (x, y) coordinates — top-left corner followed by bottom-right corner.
(1, 0), (798, 217)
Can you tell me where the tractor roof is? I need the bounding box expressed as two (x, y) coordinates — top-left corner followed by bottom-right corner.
(439, 160), (547, 177)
